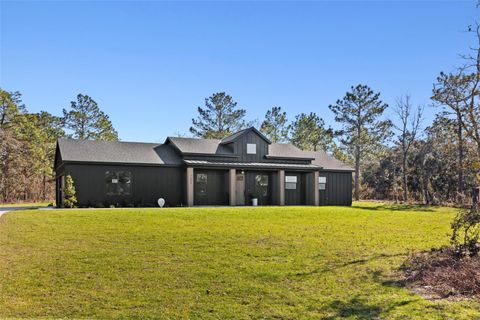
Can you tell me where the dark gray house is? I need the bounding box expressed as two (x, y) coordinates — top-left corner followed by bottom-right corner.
(54, 127), (353, 207)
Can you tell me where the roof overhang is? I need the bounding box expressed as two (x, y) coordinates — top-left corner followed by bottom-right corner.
(184, 160), (322, 171)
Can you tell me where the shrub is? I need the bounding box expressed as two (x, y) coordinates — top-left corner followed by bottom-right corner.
(451, 203), (480, 257)
(63, 175), (77, 208)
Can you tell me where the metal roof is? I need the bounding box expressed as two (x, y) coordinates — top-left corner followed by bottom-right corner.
(184, 160), (321, 170)
(57, 138), (182, 165)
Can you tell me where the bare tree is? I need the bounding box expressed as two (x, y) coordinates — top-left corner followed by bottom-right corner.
(393, 95), (423, 202)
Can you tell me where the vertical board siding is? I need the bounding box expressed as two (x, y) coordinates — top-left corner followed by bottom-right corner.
(65, 164), (184, 207)
(194, 169), (229, 206)
(318, 171), (352, 206)
(284, 172), (306, 205)
(233, 131), (269, 162)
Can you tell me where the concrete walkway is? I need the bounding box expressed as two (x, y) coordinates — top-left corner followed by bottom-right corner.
(0, 206), (42, 218)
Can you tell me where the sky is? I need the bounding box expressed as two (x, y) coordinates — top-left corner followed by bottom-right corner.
(0, 1), (478, 142)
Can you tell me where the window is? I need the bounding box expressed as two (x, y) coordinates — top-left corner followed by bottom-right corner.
(106, 171), (132, 195)
(246, 143), (257, 154)
(285, 175), (297, 190)
(255, 174), (269, 197)
(196, 173), (208, 196)
(319, 176), (327, 190)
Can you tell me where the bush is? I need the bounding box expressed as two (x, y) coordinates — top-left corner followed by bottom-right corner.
(63, 175), (77, 208)
(451, 203), (480, 257)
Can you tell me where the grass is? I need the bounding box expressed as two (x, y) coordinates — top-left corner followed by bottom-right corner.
(1, 203), (479, 319)
(0, 202), (51, 208)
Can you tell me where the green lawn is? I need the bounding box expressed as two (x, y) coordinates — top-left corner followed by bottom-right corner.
(1, 203), (479, 319)
(0, 202), (51, 208)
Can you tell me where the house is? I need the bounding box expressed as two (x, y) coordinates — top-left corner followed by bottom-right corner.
(54, 127), (353, 207)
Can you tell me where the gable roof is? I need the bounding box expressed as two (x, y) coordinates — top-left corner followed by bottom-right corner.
(166, 137), (235, 156)
(303, 150), (354, 171)
(57, 138), (182, 166)
(220, 127), (271, 144)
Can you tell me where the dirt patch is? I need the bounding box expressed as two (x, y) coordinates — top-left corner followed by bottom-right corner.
(402, 248), (480, 300)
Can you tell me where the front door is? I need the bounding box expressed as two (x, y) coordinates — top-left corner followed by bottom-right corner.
(236, 173), (245, 205)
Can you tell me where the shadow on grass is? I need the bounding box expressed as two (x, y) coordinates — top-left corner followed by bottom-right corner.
(291, 253), (405, 277)
(351, 204), (436, 212)
(323, 295), (415, 320)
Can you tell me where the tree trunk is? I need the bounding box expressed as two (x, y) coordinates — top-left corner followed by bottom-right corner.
(354, 145), (360, 201)
(402, 156), (408, 202)
(457, 112), (464, 200)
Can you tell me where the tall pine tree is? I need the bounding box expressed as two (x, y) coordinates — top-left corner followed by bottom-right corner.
(190, 92), (246, 139)
(63, 94), (118, 141)
(329, 85), (392, 201)
(260, 106), (289, 143)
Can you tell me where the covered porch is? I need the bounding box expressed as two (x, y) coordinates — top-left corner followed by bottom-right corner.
(184, 161), (321, 207)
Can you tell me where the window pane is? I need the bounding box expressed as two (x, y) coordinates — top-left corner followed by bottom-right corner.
(319, 183), (326, 190)
(285, 182), (297, 190)
(285, 176), (297, 183)
(106, 171), (132, 195)
(247, 143), (257, 154)
(255, 174), (268, 197)
(318, 176), (327, 184)
(196, 173), (208, 196)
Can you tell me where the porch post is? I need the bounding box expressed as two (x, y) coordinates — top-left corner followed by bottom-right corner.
(278, 169), (285, 206)
(229, 168), (236, 206)
(186, 167), (194, 207)
(314, 171), (319, 206)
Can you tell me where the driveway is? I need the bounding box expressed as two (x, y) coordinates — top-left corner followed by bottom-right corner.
(0, 206), (43, 218)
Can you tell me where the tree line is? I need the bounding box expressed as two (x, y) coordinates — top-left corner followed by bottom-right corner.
(0, 93), (118, 203)
(1, 20), (478, 206)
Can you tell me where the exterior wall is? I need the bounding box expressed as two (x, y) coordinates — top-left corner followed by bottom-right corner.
(232, 131), (269, 162)
(318, 171), (352, 206)
(63, 163), (185, 207)
(284, 172), (306, 205)
(193, 169), (229, 205)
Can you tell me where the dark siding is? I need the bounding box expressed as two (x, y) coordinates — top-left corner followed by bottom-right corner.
(233, 131), (269, 162)
(284, 172), (306, 205)
(245, 171), (272, 205)
(318, 171), (352, 206)
(194, 169), (228, 205)
(64, 164), (184, 207)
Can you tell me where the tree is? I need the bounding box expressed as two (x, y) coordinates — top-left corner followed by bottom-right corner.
(63, 94), (118, 141)
(260, 106), (289, 143)
(289, 112), (334, 152)
(432, 72), (470, 198)
(190, 92), (247, 139)
(0, 89), (25, 128)
(329, 85), (392, 201)
(393, 95), (423, 202)
(63, 175), (77, 208)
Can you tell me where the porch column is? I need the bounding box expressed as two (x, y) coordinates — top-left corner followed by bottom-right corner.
(229, 168), (236, 206)
(313, 171), (319, 206)
(278, 169), (285, 206)
(186, 167), (194, 207)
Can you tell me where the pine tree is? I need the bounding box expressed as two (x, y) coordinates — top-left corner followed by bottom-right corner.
(289, 112), (334, 152)
(190, 92), (246, 139)
(63, 94), (118, 141)
(329, 85), (392, 201)
(260, 106), (289, 143)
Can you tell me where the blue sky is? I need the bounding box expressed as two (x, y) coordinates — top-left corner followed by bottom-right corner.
(0, 1), (477, 142)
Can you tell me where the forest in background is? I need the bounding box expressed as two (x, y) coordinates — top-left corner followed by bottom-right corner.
(1, 16), (478, 206)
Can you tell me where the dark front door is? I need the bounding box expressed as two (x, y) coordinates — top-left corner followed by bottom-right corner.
(245, 171), (272, 205)
(194, 170), (228, 205)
